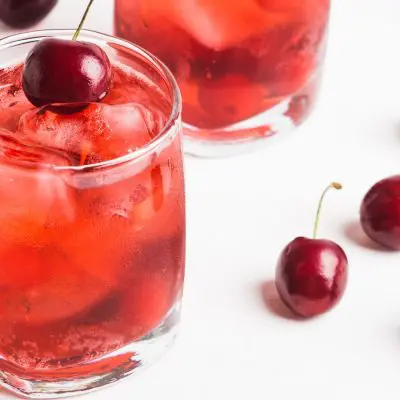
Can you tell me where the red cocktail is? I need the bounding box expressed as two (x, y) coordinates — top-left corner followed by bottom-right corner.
(115, 0), (330, 156)
(0, 30), (185, 398)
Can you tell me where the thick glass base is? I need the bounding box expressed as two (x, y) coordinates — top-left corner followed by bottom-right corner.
(0, 302), (181, 399)
(183, 75), (321, 158)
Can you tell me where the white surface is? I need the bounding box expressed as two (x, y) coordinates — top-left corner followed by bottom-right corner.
(1, 0), (400, 399)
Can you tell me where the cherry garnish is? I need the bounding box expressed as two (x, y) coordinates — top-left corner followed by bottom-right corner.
(360, 176), (400, 250)
(22, 0), (111, 110)
(275, 183), (348, 318)
(0, 0), (58, 28)
(22, 39), (111, 109)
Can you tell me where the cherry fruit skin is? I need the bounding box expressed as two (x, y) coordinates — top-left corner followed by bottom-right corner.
(0, 0), (58, 28)
(360, 175), (400, 250)
(276, 237), (348, 318)
(22, 38), (112, 109)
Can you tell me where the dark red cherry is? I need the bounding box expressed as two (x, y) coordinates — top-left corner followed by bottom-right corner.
(22, 38), (112, 108)
(276, 237), (348, 318)
(0, 0), (58, 28)
(21, 0), (112, 110)
(275, 183), (348, 318)
(360, 176), (400, 250)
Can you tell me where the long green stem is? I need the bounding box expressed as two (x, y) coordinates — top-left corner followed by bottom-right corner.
(72, 0), (95, 41)
(313, 182), (342, 239)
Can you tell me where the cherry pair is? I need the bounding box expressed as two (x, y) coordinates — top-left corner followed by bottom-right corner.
(276, 177), (400, 318)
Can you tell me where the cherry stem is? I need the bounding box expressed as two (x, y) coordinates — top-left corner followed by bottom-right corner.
(313, 182), (342, 239)
(72, 0), (95, 41)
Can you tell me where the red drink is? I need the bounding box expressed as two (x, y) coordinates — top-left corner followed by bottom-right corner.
(0, 30), (184, 398)
(115, 0), (330, 156)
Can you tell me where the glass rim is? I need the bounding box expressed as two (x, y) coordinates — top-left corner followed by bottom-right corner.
(0, 29), (182, 173)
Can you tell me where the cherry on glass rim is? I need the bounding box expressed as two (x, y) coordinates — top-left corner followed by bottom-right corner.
(360, 175), (400, 250)
(21, 0), (112, 111)
(275, 182), (348, 318)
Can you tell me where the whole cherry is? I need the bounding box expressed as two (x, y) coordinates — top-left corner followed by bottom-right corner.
(275, 183), (348, 318)
(0, 0), (58, 28)
(360, 175), (400, 250)
(22, 0), (112, 110)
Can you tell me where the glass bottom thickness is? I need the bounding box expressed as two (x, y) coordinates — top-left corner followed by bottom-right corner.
(0, 301), (181, 399)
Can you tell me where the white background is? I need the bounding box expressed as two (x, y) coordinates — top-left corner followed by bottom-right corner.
(1, 0), (400, 399)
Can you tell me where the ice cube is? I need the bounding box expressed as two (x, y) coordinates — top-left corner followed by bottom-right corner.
(105, 66), (152, 105)
(0, 128), (73, 166)
(0, 156), (111, 325)
(0, 65), (33, 131)
(76, 161), (173, 237)
(0, 161), (85, 325)
(18, 102), (166, 164)
(105, 66), (172, 121)
(0, 166), (76, 240)
(0, 130), (76, 247)
(198, 74), (267, 127)
(0, 251), (116, 325)
(163, 0), (285, 50)
(53, 165), (172, 301)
